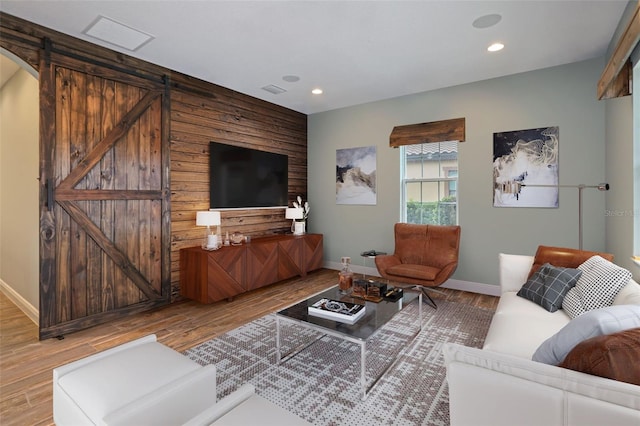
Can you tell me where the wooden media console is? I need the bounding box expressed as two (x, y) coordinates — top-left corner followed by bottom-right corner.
(180, 234), (323, 303)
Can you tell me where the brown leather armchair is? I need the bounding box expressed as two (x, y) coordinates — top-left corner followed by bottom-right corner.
(375, 223), (461, 308)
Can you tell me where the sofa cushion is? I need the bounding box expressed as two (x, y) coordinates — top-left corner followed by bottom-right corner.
(517, 263), (582, 312)
(528, 245), (613, 278)
(559, 328), (640, 386)
(483, 292), (571, 359)
(613, 280), (640, 306)
(386, 264), (439, 281)
(562, 256), (632, 319)
(532, 305), (640, 365)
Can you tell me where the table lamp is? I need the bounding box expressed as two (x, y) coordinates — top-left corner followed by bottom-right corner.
(196, 211), (221, 249)
(285, 208), (304, 235)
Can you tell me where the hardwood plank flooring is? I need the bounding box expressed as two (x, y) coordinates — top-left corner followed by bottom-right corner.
(0, 269), (498, 425)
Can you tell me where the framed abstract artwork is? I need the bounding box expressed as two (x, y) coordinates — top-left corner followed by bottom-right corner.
(493, 126), (559, 208)
(336, 146), (377, 205)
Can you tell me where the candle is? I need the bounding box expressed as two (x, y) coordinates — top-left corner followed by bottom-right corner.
(207, 234), (218, 249)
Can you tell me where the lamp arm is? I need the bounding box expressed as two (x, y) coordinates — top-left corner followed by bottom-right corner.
(520, 183), (609, 250)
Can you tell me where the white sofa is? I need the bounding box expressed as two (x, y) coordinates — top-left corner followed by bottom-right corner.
(444, 252), (640, 426)
(53, 334), (310, 426)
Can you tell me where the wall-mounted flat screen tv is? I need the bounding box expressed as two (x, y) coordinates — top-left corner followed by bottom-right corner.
(209, 141), (288, 209)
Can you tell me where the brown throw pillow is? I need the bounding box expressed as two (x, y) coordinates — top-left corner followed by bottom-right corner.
(558, 328), (640, 386)
(528, 245), (614, 278)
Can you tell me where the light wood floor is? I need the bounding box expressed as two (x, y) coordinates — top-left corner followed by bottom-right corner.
(0, 269), (498, 425)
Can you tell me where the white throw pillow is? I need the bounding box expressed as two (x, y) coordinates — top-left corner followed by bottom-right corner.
(561, 255), (632, 319)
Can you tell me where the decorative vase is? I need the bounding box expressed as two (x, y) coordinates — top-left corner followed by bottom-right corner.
(338, 256), (353, 294)
(294, 221), (306, 235)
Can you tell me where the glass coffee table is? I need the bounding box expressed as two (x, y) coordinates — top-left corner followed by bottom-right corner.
(275, 285), (422, 400)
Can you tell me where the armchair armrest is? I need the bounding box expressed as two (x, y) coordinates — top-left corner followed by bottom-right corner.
(183, 383), (255, 426)
(375, 254), (401, 274)
(499, 253), (534, 294)
(433, 261), (458, 287)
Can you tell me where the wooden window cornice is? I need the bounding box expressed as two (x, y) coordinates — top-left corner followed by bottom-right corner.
(598, 2), (640, 100)
(389, 117), (465, 148)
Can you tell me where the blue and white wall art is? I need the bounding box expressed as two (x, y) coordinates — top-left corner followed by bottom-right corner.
(493, 126), (559, 208)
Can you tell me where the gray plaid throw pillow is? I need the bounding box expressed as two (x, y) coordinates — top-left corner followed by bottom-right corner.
(517, 263), (582, 312)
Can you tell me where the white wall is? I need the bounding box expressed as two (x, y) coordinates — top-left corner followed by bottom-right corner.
(0, 66), (39, 320)
(308, 58), (609, 290)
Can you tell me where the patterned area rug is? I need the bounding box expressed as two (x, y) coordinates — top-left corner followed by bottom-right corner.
(185, 298), (494, 425)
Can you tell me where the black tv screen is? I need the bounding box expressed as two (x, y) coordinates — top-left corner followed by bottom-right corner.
(209, 142), (288, 209)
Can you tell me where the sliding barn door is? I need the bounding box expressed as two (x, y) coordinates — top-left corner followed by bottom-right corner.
(39, 56), (171, 339)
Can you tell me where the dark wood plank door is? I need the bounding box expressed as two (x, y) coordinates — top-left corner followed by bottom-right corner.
(39, 58), (171, 339)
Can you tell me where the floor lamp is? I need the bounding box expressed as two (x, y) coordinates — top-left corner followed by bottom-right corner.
(521, 183), (609, 250)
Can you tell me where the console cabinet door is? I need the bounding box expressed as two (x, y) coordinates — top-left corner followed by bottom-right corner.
(303, 234), (324, 272)
(206, 246), (246, 302)
(246, 240), (279, 291)
(277, 238), (304, 280)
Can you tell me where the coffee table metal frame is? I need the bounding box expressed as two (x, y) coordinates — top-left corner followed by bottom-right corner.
(275, 285), (422, 400)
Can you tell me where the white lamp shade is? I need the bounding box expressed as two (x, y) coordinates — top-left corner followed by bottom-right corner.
(285, 208), (304, 220)
(196, 211), (221, 226)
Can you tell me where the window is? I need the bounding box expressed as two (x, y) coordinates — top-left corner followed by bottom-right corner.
(401, 141), (458, 225)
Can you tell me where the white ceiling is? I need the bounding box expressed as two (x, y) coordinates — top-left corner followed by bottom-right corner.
(0, 1), (629, 114)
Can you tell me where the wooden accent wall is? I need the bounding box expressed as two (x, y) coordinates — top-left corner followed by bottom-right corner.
(1, 12), (307, 311)
(168, 77), (307, 299)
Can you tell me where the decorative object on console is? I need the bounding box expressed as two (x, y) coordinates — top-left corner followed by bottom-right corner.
(286, 195), (310, 235)
(292, 195), (310, 219)
(285, 207), (304, 235)
(196, 210), (221, 250)
(231, 232), (244, 245)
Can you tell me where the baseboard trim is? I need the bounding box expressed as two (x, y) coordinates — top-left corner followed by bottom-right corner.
(0, 279), (38, 325)
(440, 279), (501, 297)
(323, 262), (500, 297)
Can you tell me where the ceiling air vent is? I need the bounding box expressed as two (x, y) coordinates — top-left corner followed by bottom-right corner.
(262, 84), (287, 95)
(83, 15), (154, 51)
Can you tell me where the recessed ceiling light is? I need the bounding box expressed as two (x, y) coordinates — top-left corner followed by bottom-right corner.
(487, 43), (505, 52)
(472, 14), (502, 29)
(311, 88), (323, 95)
(83, 15), (154, 51)
(282, 75), (300, 83)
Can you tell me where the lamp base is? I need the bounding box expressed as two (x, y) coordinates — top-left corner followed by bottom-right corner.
(293, 221), (306, 235)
